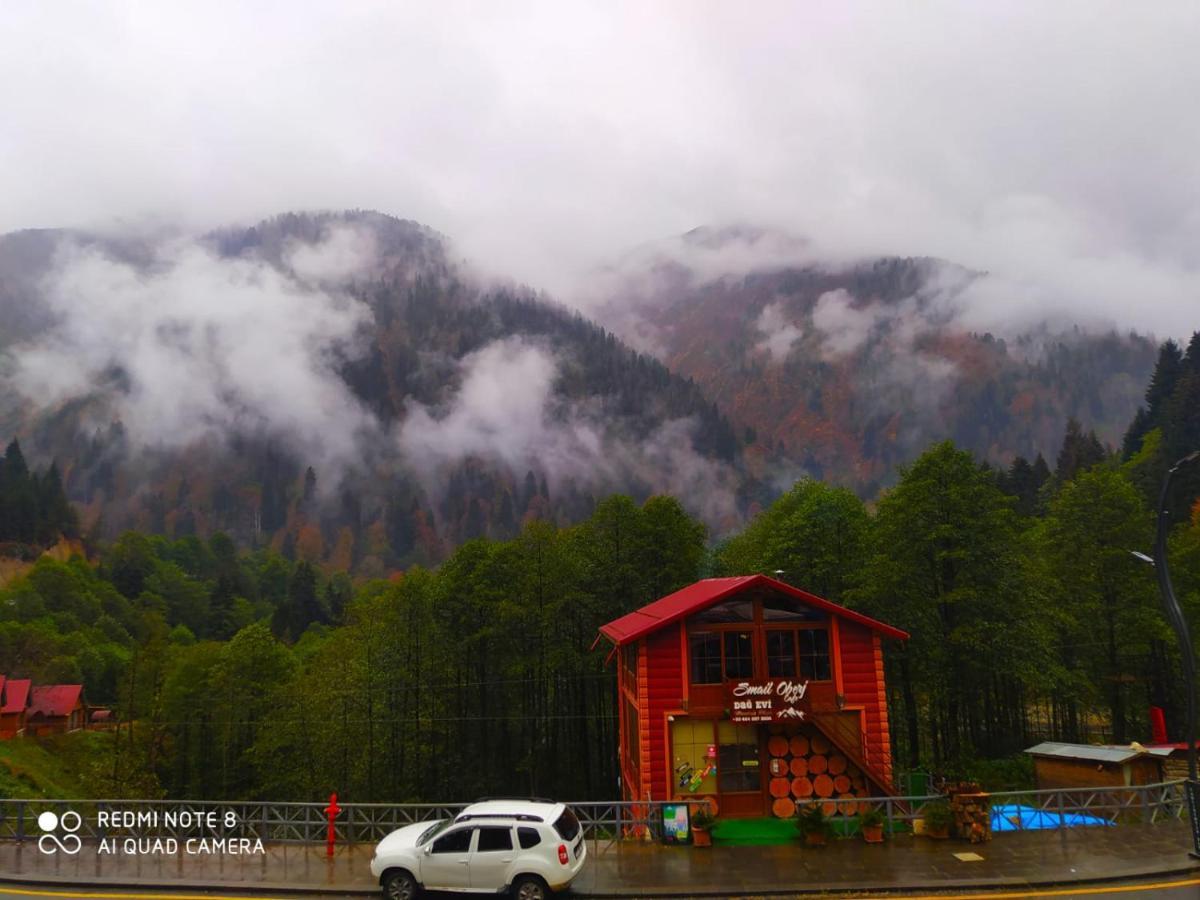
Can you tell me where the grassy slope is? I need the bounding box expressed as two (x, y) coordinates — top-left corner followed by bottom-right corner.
(0, 731), (111, 799)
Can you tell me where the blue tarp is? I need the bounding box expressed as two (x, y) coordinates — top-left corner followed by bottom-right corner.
(990, 803), (1114, 832)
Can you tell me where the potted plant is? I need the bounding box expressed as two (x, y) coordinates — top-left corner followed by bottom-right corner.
(922, 800), (953, 839)
(690, 807), (716, 847)
(859, 806), (886, 844)
(794, 802), (836, 847)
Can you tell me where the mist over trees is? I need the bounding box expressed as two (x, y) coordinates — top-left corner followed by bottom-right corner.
(2, 334), (1199, 801)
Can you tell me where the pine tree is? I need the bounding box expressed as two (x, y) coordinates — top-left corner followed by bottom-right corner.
(1056, 419), (1107, 483)
(1, 440), (37, 543)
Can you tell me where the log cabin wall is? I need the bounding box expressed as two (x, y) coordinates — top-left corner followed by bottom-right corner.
(599, 575), (909, 817)
(838, 625), (894, 787)
(645, 625), (685, 801)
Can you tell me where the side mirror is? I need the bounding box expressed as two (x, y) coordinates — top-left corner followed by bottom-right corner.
(423, 845), (433, 856)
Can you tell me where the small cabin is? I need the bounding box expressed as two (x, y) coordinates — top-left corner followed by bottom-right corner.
(0, 676), (31, 739)
(598, 575), (908, 819)
(26, 684), (86, 736)
(1024, 742), (1171, 790)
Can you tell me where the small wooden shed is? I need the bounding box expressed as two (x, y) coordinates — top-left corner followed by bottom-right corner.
(1024, 742), (1172, 790)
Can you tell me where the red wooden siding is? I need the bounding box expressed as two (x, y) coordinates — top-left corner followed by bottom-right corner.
(644, 624), (685, 800)
(838, 622), (893, 787)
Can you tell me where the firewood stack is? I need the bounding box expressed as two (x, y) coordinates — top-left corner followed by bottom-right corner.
(766, 724), (876, 818)
(947, 782), (992, 843)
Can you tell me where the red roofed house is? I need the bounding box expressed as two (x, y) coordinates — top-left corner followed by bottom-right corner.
(0, 676), (32, 738)
(26, 684), (86, 736)
(598, 575), (909, 819)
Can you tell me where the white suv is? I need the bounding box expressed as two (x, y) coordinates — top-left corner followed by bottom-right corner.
(370, 799), (587, 900)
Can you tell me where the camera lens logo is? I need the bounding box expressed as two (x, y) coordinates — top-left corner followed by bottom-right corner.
(37, 810), (82, 855)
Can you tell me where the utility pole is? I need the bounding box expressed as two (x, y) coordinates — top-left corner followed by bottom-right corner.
(1138, 451), (1199, 856)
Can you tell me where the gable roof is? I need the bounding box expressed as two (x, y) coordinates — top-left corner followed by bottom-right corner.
(1, 678), (31, 713)
(28, 684), (82, 718)
(598, 574), (909, 646)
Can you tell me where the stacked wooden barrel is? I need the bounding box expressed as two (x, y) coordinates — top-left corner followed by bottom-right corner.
(766, 725), (873, 818)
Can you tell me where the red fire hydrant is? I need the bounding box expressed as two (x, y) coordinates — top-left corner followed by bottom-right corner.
(324, 792), (342, 858)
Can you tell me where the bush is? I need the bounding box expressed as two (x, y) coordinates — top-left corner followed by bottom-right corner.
(923, 800), (953, 832)
(795, 803), (836, 839)
(859, 806), (885, 829)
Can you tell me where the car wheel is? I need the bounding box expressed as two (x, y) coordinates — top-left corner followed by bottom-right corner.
(382, 869), (419, 900)
(512, 875), (548, 900)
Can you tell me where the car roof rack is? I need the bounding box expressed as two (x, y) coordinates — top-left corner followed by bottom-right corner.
(455, 812), (545, 823)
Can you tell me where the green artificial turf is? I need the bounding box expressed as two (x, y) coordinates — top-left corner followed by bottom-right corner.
(711, 816), (800, 845)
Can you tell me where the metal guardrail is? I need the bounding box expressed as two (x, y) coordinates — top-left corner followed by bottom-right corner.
(0, 798), (668, 846)
(983, 780), (1188, 829)
(0, 782), (1185, 846)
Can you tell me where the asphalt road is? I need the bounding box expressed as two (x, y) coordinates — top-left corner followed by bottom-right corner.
(2, 876), (1200, 900)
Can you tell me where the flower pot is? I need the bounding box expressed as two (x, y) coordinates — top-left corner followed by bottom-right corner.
(692, 827), (712, 847)
(804, 832), (828, 847)
(926, 825), (950, 840)
(862, 824), (884, 844)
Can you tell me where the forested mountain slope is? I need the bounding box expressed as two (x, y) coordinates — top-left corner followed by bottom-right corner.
(0, 212), (742, 573)
(596, 229), (1159, 496)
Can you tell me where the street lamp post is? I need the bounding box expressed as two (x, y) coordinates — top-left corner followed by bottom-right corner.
(1147, 451), (1200, 855)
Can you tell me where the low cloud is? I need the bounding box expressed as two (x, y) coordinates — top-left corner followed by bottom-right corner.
(811, 289), (879, 358)
(284, 224), (378, 284)
(755, 302), (804, 361)
(398, 336), (740, 528)
(398, 338), (603, 483)
(8, 234), (377, 472)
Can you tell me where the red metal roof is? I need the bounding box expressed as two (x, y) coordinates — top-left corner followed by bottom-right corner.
(598, 574), (909, 646)
(28, 684), (82, 718)
(1, 678), (31, 713)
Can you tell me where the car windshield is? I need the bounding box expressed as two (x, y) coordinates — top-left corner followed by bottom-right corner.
(417, 819), (451, 845)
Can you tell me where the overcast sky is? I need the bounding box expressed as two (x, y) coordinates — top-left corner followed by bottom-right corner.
(1, 1), (1198, 336)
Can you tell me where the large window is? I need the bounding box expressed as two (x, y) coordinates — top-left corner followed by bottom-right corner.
(762, 595), (829, 622)
(766, 630), (796, 677)
(798, 629), (831, 681)
(766, 628), (832, 681)
(723, 631), (754, 679)
(693, 598), (754, 624)
(689, 632), (722, 684)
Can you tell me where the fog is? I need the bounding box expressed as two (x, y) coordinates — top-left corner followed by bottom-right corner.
(1, 2), (1197, 337)
(9, 232), (378, 473)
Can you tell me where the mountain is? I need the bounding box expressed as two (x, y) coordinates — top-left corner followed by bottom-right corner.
(593, 228), (1160, 496)
(0, 211), (744, 573)
(0, 213), (1168, 572)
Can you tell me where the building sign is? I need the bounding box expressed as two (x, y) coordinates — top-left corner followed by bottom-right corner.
(728, 679), (810, 723)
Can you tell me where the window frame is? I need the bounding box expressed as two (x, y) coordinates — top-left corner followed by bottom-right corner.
(685, 592), (837, 688)
(474, 826), (514, 853)
(764, 624), (832, 682)
(430, 827), (475, 854)
(688, 630), (723, 685)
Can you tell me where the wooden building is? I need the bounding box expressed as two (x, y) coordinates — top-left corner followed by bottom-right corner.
(0, 676), (31, 739)
(598, 575), (908, 819)
(1024, 742), (1172, 790)
(25, 684), (86, 736)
